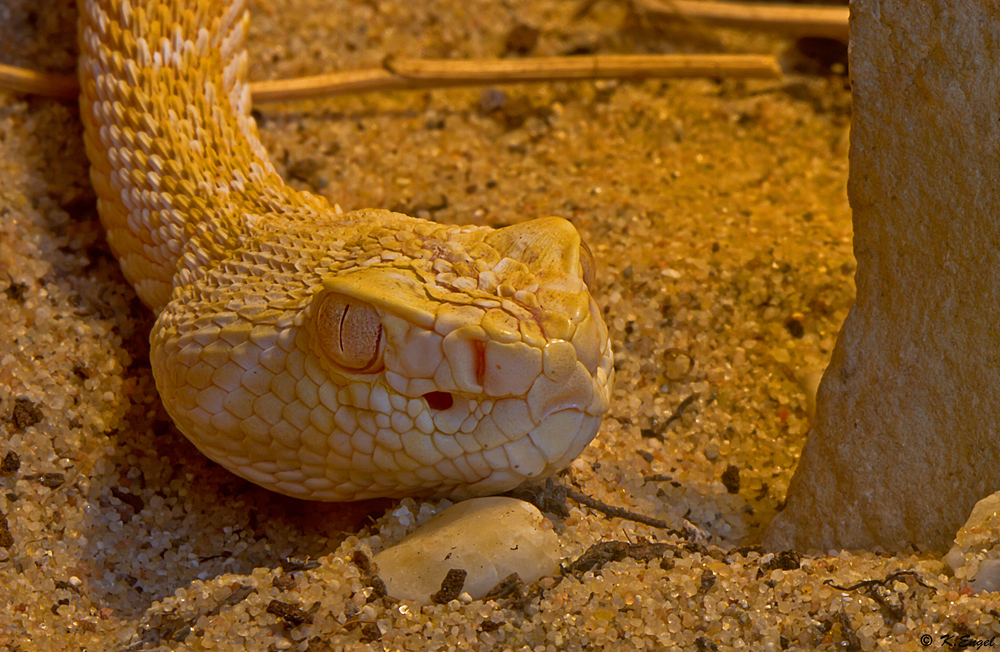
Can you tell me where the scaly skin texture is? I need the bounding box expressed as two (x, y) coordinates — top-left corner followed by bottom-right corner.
(77, 0), (613, 500)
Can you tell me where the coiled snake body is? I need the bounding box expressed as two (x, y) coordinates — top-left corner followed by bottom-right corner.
(78, 0), (613, 500)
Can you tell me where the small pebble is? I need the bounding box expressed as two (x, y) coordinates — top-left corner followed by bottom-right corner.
(944, 490), (1000, 592)
(970, 559), (1000, 593)
(373, 497), (561, 604)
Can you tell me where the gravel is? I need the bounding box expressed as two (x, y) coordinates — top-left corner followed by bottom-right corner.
(2, 0), (996, 650)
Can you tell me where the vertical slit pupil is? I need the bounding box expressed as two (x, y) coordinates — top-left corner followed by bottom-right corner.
(423, 391), (454, 410)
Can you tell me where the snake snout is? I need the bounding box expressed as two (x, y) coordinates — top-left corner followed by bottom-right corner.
(483, 216), (591, 283)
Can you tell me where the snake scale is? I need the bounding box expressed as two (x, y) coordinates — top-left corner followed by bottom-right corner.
(78, 0), (613, 500)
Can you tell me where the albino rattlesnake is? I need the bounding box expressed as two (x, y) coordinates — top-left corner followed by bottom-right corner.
(78, 0), (613, 500)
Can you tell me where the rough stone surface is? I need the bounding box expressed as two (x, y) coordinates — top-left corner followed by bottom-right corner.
(765, 0), (1000, 552)
(372, 497), (561, 603)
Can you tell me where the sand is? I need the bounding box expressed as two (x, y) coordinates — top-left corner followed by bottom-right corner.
(1, 0), (996, 650)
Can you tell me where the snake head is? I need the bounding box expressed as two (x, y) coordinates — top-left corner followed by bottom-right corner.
(153, 212), (612, 500)
(302, 216), (613, 498)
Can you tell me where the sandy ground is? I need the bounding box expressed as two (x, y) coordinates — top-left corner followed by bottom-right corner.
(1, 0), (997, 650)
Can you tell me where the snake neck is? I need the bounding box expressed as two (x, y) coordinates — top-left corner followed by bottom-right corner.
(78, 0), (330, 311)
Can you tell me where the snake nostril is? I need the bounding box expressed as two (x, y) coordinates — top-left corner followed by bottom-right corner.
(422, 391), (454, 410)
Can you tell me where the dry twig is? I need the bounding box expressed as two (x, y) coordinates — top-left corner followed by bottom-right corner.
(2, 53), (780, 103)
(635, 0), (849, 42)
(0, 62), (80, 100)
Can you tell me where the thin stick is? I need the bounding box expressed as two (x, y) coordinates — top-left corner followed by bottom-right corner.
(385, 53), (779, 81)
(256, 53), (780, 102)
(564, 487), (707, 542)
(0, 62), (80, 100)
(637, 0), (850, 42)
(2, 53), (781, 103)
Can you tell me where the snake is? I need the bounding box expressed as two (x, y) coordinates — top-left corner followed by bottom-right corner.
(77, 0), (613, 501)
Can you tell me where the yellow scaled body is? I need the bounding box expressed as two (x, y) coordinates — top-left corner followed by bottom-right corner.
(78, 0), (613, 500)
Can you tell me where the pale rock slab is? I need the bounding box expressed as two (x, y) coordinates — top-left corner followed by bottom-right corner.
(765, 0), (1000, 551)
(943, 491), (1000, 593)
(373, 497), (561, 603)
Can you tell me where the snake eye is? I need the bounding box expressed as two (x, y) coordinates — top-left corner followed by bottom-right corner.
(316, 293), (384, 372)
